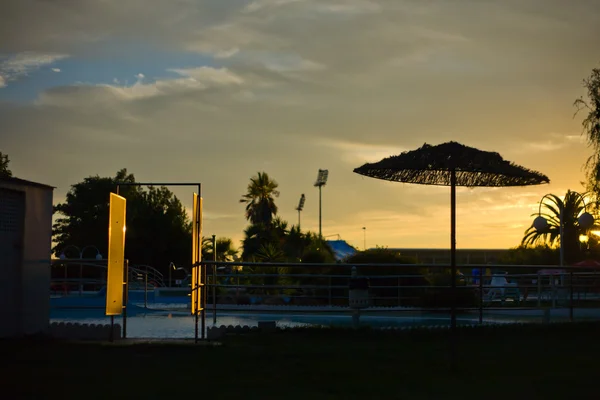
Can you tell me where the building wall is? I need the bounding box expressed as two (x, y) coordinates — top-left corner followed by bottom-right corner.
(0, 180), (53, 337)
(22, 185), (53, 334)
(0, 188), (24, 337)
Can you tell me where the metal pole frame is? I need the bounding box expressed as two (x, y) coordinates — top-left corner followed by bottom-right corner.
(195, 261), (200, 343)
(450, 168), (457, 370)
(569, 270), (574, 321)
(212, 234), (217, 326)
(116, 182), (205, 341)
(79, 255), (83, 297)
(110, 315), (114, 342)
(559, 206), (564, 268)
(363, 227), (367, 251)
(479, 269), (483, 325)
(202, 257), (207, 338)
(123, 259), (129, 339)
(144, 265), (148, 309)
(318, 185), (322, 238)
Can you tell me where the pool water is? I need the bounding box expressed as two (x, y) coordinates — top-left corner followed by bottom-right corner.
(50, 308), (505, 338)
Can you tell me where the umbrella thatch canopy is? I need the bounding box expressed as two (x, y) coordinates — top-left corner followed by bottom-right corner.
(354, 141), (549, 187)
(354, 141), (549, 332)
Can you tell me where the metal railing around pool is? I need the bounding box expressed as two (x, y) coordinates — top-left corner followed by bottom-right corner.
(197, 261), (600, 323)
(50, 260), (600, 311)
(50, 259), (166, 295)
(49, 261), (600, 341)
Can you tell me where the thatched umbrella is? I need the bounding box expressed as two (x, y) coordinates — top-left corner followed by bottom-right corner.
(354, 141), (549, 328)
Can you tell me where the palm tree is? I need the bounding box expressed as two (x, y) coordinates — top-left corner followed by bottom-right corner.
(240, 172), (280, 226)
(271, 216), (289, 248)
(522, 191), (594, 263)
(253, 243), (289, 296)
(241, 223), (268, 261)
(202, 237), (238, 262)
(283, 225), (305, 261)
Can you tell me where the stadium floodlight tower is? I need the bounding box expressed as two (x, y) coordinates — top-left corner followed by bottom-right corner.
(296, 194), (306, 229)
(314, 169), (329, 238)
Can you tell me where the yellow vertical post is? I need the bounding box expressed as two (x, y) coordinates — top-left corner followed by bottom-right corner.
(106, 193), (127, 316)
(191, 194), (203, 315)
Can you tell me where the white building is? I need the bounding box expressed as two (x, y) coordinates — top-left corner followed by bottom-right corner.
(0, 177), (54, 337)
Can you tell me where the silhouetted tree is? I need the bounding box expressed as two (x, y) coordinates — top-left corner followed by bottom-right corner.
(0, 151), (12, 177)
(575, 66), (600, 196)
(53, 169), (192, 277)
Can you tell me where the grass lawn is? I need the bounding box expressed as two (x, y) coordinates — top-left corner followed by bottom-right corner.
(2, 323), (599, 399)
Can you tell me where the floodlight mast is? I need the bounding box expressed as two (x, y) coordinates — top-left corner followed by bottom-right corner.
(314, 169), (329, 238)
(296, 194), (306, 229)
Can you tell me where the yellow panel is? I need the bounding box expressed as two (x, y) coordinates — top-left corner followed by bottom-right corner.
(106, 193), (127, 316)
(191, 193), (198, 313)
(191, 194), (204, 314)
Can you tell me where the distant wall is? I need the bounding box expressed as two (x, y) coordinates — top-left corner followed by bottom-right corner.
(385, 248), (510, 265)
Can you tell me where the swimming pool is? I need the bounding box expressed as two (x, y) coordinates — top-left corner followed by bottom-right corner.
(50, 307), (512, 339)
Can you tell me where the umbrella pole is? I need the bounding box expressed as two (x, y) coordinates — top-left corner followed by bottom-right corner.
(450, 168), (457, 369)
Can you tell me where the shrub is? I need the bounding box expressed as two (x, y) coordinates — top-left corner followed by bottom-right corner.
(418, 270), (478, 310)
(345, 248), (427, 307)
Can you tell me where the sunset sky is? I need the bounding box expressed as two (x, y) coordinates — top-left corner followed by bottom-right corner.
(2, 0), (599, 251)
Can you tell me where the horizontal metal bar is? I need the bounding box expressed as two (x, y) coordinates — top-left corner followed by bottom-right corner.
(205, 284), (600, 292)
(51, 259), (107, 264)
(215, 272), (600, 279)
(201, 261), (592, 270)
(115, 182), (201, 186)
(51, 305), (587, 313)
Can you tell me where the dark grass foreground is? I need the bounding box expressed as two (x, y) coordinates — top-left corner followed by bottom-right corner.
(2, 323), (599, 399)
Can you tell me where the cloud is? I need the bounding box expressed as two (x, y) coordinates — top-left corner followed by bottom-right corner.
(244, 0), (304, 13)
(1, 2), (597, 65)
(36, 66), (246, 109)
(319, 139), (409, 165)
(1, 0), (599, 249)
(168, 67), (244, 85)
(260, 54), (325, 73)
(313, 1), (382, 15)
(214, 48), (240, 59)
(510, 133), (588, 155)
(0, 52), (68, 87)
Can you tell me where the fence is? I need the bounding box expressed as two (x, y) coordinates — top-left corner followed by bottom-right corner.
(49, 260), (600, 342)
(50, 259), (165, 295)
(200, 261), (600, 321)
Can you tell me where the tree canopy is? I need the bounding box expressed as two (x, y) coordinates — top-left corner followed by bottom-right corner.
(0, 151), (12, 177)
(53, 169), (192, 276)
(575, 66), (600, 196)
